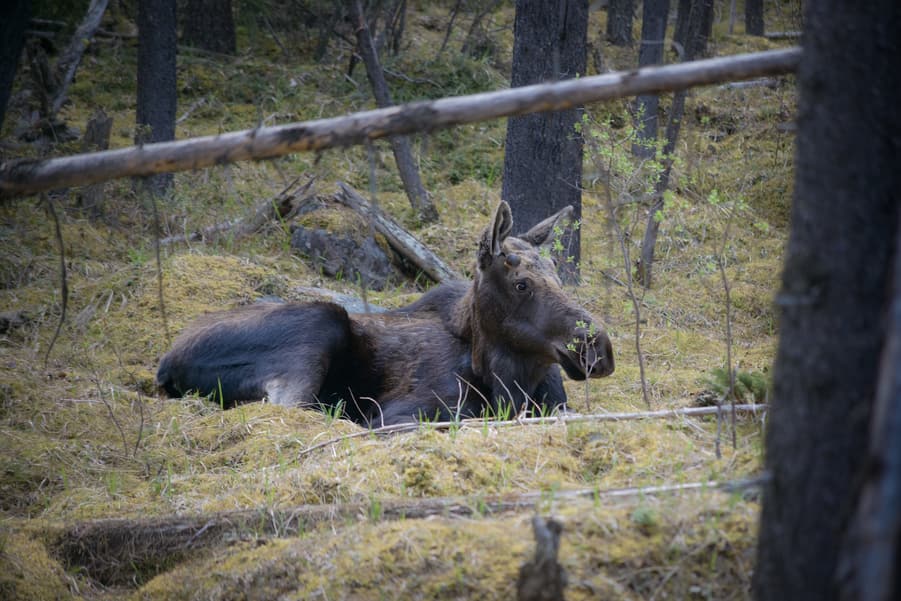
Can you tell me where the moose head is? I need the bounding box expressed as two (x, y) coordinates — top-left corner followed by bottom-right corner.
(469, 201), (615, 410)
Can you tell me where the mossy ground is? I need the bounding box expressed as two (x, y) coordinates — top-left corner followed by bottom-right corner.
(0, 3), (798, 599)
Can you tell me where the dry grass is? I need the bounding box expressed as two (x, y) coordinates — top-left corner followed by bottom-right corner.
(0, 3), (798, 599)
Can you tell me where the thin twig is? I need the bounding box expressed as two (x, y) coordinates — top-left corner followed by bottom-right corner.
(296, 404), (768, 457)
(147, 190), (170, 344)
(42, 194), (67, 367)
(715, 189), (743, 451)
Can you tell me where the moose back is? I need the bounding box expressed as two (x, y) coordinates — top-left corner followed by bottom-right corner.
(156, 202), (614, 426)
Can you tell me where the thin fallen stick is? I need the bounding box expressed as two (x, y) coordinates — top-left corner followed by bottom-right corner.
(296, 403), (768, 457)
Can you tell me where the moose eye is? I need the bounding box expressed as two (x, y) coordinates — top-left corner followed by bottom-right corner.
(514, 280), (529, 293)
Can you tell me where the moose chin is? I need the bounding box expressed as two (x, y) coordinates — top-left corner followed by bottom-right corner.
(157, 202), (614, 427)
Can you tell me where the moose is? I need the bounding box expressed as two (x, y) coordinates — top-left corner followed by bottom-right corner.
(157, 202), (614, 426)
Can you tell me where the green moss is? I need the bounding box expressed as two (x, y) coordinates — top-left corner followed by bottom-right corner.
(0, 528), (73, 601)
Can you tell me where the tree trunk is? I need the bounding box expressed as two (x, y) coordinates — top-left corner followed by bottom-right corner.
(673, 0), (691, 55)
(50, 0), (110, 118)
(502, 0), (588, 284)
(753, 1), (901, 599)
(638, 0), (712, 288)
(0, 0), (30, 132)
(745, 0), (765, 36)
(633, 0), (670, 157)
(350, 0), (438, 223)
(135, 0), (177, 196)
(182, 0), (237, 55)
(606, 0), (634, 46)
(837, 212), (901, 601)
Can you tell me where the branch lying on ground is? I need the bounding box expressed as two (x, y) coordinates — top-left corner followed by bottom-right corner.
(158, 176), (315, 246)
(296, 404), (768, 457)
(334, 181), (459, 283)
(56, 475), (766, 586)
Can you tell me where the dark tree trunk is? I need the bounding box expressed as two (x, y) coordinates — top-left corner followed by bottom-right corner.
(673, 0), (691, 54)
(838, 212), (901, 601)
(745, 0), (764, 36)
(350, 0), (438, 223)
(136, 0), (177, 196)
(0, 0), (31, 132)
(637, 0), (711, 288)
(606, 0), (634, 46)
(182, 0), (236, 55)
(502, 0), (588, 284)
(753, 2), (901, 600)
(633, 0), (670, 157)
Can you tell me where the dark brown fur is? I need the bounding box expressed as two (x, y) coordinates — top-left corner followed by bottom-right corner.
(157, 202), (614, 426)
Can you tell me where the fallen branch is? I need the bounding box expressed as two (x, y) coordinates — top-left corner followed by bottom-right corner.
(334, 181), (459, 283)
(158, 176), (316, 246)
(1, 48), (801, 199)
(765, 31), (802, 40)
(297, 403), (768, 457)
(56, 475), (765, 586)
(719, 77), (780, 90)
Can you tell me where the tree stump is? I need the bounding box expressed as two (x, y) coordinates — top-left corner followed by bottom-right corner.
(517, 516), (567, 601)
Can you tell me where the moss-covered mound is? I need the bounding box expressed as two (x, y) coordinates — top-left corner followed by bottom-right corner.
(0, 2), (800, 599)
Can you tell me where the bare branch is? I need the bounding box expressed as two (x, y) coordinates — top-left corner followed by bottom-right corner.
(296, 404), (768, 457)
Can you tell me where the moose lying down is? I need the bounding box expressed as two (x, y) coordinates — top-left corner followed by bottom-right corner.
(157, 202), (614, 426)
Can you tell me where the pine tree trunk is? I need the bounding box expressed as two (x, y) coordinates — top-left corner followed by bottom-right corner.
(633, 0), (670, 157)
(606, 0), (634, 46)
(0, 0), (30, 131)
(745, 0), (765, 36)
(136, 0), (177, 195)
(502, 0), (588, 284)
(753, 1), (901, 599)
(638, 0), (711, 288)
(182, 0), (237, 55)
(351, 1), (438, 223)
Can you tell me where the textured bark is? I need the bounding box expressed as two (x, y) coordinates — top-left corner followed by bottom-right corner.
(838, 213), (901, 601)
(502, 0), (588, 283)
(606, 0), (634, 46)
(753, 2), (901, 600)
(745, 0), (765, 36)
(351, 0), (438, 223)
(1, 49), (801, 199)
(135, 0), (177, 196)
(0, 0), (31, 131)
(182, 0), (236, 55)
(633, 0), (670, 157)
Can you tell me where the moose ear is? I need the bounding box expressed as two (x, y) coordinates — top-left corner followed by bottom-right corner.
(519, 205), (574, 248)
(478, 201), (514, 269)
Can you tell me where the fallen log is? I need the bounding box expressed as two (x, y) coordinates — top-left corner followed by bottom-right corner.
(1, 48), (801, 199)
(158, 176), (315, 246)
(56, 476), (764, 586)
(333, 181), (460, 283)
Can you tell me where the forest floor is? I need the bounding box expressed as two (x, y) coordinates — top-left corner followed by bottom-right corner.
(0, 3), (800, 600)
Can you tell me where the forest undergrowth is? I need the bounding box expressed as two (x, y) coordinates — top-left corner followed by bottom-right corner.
(0, 2), (798, 599)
